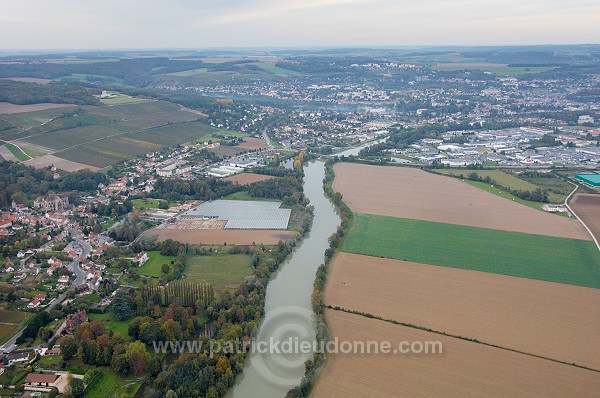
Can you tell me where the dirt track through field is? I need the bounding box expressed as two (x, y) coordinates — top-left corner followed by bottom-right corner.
(333, 163), (590, 240)
(149, 228), (296, 245)
(312, 310), (600, 398)
(325, 252), (600, 370)
(571, 193), (600, 244)
(224, 173), (276, 185)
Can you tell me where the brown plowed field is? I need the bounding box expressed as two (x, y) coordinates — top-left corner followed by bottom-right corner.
(332, 163), (590, 240)
(149, 228), (296, 245)
(325, 253), (600, 370)
(224, 173), (276, 185)
(571, 194), (600, 243)
(237, 137), (267, 150)
(312, 310), (600, 398)
(24, 154), (98, 171)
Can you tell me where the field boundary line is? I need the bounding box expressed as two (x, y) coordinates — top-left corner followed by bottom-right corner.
(563, 179), (600, 252)
(325, 306), (600, 373)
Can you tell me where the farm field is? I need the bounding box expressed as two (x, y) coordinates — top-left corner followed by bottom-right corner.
(0, 102), (76, 114)
(431, 63), (556, 76)
(224, 173), (276, 185)
(312, 309), (600, 398)
(211, 137), (267, 157)
(3, 100), (233, 168)
(437, 169), (567, 203)
(325, 253), (600, 369)
(333, 163), (589, 239)
(183, 254), (253, 287)
(0, 309), (27, 344)
(571, 194), (600, 243)
(24, 154), (99, 171)
(149, 228), (296, 245)
(343, 213), (600, 288)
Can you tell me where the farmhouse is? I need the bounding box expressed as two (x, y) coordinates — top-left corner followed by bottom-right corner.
(134, 251), (149, 266)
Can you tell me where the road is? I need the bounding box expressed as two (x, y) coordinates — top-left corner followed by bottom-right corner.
(0, 230), (91, 353)
(260, 124), (273, 149)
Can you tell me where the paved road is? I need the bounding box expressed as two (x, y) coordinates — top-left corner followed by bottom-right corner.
(260, 124), (273, 149)
(0, 231), (91, 354)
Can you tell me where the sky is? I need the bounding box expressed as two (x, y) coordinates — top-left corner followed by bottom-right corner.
(0, 0), (599, 49)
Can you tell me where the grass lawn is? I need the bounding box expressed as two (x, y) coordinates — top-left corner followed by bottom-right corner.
(37, 353), (63, 367)
(85, 367), (144, 398)
(133, 198), (171, 210)
(88, 312), (131, 340)
(4, 143), (30, 161)
(343, 213), (600, 289)
(184, 254), (253, 287)
(138, 251), (176, 277)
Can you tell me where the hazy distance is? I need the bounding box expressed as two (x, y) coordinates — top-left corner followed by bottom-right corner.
(1, 0), (599, 50)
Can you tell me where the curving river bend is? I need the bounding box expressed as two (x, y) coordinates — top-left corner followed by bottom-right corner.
(226, 160), (341, 398)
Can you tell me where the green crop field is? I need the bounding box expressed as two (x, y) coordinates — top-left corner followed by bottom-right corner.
(4, 143), (30, 161)
(138, 251), (176, 277)
(437, 169), (538, 191)
(183, 254), (253, 287)
(343, 213), (600, 289)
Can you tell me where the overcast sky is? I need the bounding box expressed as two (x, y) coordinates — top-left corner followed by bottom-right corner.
(1, 0), (599, 49)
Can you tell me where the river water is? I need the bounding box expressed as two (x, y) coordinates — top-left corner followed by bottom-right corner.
(227, 160), (341, 398)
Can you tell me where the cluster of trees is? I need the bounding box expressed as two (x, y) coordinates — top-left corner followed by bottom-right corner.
(528, 134), (561, 148)
(140, 282), (214, 308)
(0, 162), (107, 208)
(61, 322), (160, 377)
(246, 175), (307, 206)
(90, 199), (133, 217)
(107, 214), (154, 243)
(152, 177), (244, 202)
(16, 311), (51, 344)
(0, 80), (100, 105)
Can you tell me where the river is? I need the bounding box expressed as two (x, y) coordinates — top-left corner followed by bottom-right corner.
(226, 160), (341, 398)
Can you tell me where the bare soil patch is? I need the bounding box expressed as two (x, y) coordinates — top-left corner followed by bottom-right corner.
(24, 154), (98, 172)
(224, 173), (276, 185)
(571, 193), (600, 243)
(237, 137), (267, 151)
(326, 252), (600, 369)
(0, 102), (76, 114)
(333, 163), (589, 240)
(149, 228), (296, 245)
(313, 310), (600, 398)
